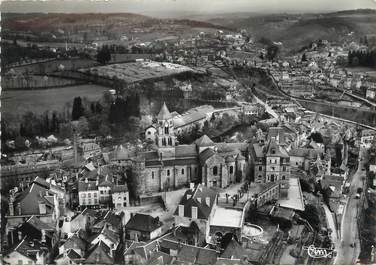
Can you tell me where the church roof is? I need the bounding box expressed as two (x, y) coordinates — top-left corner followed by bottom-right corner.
(195, 135), (214, 147)
(157, 102), (172, 120)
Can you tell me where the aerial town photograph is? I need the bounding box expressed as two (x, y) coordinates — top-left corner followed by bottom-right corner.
(1, 0), (376, 264)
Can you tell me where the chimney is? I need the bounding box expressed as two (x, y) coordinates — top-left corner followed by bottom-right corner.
(18, 231), (22, 241)
(17, 203), (22, 215)
(205, 197), (210, 206)
(178, 205), (184, 217)
(190, 182), (195, 191)
(41, 230), (46, 243)
(9, 202), (14, 216)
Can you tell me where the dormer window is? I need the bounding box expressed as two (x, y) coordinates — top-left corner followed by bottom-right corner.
(271, 148), (276, 154)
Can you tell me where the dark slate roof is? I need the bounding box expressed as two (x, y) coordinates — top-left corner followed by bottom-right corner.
(12, 182), (54, 216)
(177, 245), (218, 265)
(26, 215), (55, 231)
(85, 241), (113, 265)
(125, 214), (163, 233)
(112, 184), (128, 193)
(7, 237), (48, 262)
(33, 176), (50, 189)
(174, 184), (218, 220)
(288, 148), (319, 159)
(62, 232), (87, 252)
(157, 102), (172, 120)
(266, 139), (289, 158)
(195, 135), (214, 147)
(147, 251), (174, 265)
(78, 180), (98, 192)
(221, 238), (246, 259)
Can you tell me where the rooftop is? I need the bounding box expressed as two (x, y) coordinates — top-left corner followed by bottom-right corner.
(210, 207), (243, 228)
(278, 178), (305, 211)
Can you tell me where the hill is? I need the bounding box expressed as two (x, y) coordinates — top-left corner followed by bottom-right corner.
(206, 9), (376, 52)
(1, 12), (228, 33)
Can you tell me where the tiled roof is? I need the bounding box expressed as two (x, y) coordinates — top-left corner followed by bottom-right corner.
(195, 135), (214, 147)
(125, 214), (163, 233)
(199, 148), (216, 164)
(175, 145), (197, 158)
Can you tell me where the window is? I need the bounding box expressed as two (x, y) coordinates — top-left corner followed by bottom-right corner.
(152, 171), (155, 179)
(181, 168), (185, 175)
(259, 166), (262, 171)
(168, 138), (172, 145)
(271, 148), (276, 154)
(94, 193), (97, 197)
(230, 166), (234, 174)
(123, 202), (127, 207)
(81, 193), (86, 198)
(124, 197), (127, 201)
(167, 170), (170, 176)
(100, 191), (104, 194)
(164, 126), (169, 134)
(282, 175), (286, 180)
(162, 138), (166, 146)
(283, 166), (286, 171)
(213, 166), (218, 176)
(296, 162), (298, 165)
(88, 193), (91, 198)
(18, 260), (22, 265)
(192, 206), (198, 219)
(148, 131), (151, 135)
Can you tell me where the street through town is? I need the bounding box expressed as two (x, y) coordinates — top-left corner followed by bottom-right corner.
(334, 147), (367, 265)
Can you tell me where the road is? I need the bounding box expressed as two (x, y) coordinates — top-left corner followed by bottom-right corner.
(334, 147), (367, 265)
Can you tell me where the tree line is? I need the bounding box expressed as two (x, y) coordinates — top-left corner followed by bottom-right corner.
(348, 50), (376, 68)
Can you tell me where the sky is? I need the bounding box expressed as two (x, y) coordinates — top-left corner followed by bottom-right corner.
(1, 0), (376, 16)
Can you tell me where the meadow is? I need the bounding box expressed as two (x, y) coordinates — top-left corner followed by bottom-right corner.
(2, 84), (109, 119)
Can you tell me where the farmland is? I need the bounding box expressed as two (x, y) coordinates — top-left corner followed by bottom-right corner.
(1, 84), (109, 119)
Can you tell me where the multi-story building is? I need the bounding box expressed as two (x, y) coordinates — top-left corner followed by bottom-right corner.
(249, 137), (290, 187)
(78, 179), (100, 209)
(174, 184), (218, 244)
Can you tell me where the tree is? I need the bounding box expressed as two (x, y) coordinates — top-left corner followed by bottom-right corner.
(266, 44), (279, 61)
(71, 97), (85, 121)
(96, 45), (111, 65)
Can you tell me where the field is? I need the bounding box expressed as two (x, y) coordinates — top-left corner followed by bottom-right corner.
(345, 66), (376, 78)
(2, 84), (109, 118)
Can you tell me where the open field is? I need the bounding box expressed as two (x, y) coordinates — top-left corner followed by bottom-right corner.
(1, 84), (109, 118)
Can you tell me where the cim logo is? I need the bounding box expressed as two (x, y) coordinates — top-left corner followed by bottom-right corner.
(303, 245), (335, 259)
